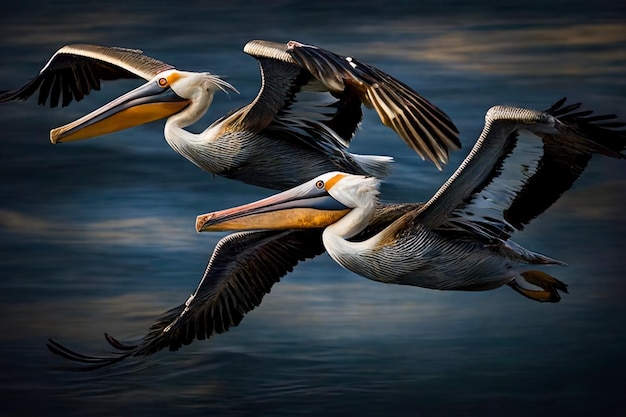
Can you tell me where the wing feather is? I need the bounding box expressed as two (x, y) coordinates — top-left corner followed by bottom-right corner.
(240, 40), (460, 168)
(46, 229), (325, 370)
(286, 40), (461, 168)
(412, 98), (626, 243)
(0, 44), (175, 107)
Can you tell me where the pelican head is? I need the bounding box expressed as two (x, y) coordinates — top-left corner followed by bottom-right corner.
(196, 172), (379, 232)
(50, 70), (237, 144)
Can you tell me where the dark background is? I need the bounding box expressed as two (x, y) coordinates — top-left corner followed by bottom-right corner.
(0, 1), (625, 416)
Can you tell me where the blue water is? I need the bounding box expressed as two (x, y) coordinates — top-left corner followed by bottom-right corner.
(1, 1), (625, 416)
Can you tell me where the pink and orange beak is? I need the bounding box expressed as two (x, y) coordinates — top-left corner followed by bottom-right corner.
(50, 77), (190, 143)
(196, 174), (351, 233)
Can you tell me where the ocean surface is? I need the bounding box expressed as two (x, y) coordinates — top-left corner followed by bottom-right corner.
(0, 1), (625, 416)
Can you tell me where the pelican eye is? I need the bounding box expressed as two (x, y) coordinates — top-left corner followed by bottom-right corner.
(315, 180), (324, 189)
(157, 77), (168, 87)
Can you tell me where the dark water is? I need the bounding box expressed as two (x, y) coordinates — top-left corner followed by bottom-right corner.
(1, 1), (625, 416)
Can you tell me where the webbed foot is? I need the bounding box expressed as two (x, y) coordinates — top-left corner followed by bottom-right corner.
(507, 270), (569, 303)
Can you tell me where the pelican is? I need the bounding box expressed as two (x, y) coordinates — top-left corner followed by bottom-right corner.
(0, 40), (460, 189)
(197, 98), (625, 300)
(45, 98), (625, 369)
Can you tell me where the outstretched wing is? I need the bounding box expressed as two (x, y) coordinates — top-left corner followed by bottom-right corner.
(288, 40), (461, 168)
(0, 44), (174, 108)
(411, 98), (625, 241)
(47, 229), (325, 370)
(503, 98), (626, 229)
(238, 40), (460, 169)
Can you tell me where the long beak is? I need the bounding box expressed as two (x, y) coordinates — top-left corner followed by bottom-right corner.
(50, 81), (190, 143)
(196, 181), (351, 232)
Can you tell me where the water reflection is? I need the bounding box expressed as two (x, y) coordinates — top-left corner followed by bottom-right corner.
(368, 22), (626, 76)
(1, 1), (625, 416)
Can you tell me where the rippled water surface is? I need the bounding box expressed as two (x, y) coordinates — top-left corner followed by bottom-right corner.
(1, 1), (625, 416)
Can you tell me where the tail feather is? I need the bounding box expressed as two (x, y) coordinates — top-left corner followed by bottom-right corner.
(502, 239), (567, 266)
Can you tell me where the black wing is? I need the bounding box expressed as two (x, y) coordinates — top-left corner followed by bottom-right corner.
(240, 40), (460, 169)
(503, 98), (626, 229)
(0, 44), (174, 108)
(47, 229), (325, 370)
(287, 40), (461, 168)
(236, 39), (363, 155)
(415, 98), (625, 241)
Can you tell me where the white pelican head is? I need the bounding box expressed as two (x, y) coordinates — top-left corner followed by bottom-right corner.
(50, 69), (237, 143)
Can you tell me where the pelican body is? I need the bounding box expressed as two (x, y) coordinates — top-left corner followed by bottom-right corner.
(1, 41), (460, 189)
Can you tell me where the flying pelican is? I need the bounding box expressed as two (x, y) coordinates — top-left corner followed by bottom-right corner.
(0, 40), (460, 189)
(196, 98), (625, 299)
(46, 98), (625, 369)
